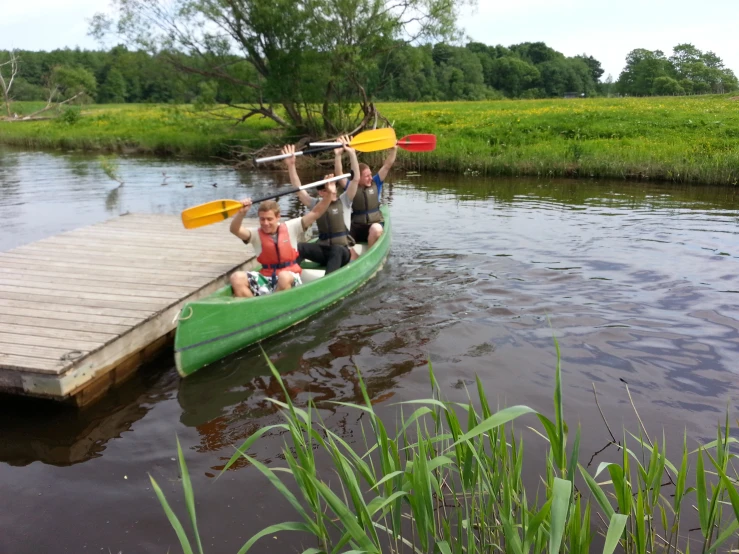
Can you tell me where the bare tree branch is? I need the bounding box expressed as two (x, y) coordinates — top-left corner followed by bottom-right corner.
(21, 91), (84, 120)
(0, 50), (20, 118)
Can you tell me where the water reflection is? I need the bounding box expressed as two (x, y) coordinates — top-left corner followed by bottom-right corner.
(0, 359), (174, 466)
(105, 184), (122, 212)
(401, 173), (739, 209)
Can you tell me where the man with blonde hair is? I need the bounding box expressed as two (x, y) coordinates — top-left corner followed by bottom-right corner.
(228, 182), (336, 297)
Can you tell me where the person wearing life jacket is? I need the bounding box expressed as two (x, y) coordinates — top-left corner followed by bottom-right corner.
(335, 139), (397, 248)
(283, 136), (360, 274)
(228, 187), (334, 297)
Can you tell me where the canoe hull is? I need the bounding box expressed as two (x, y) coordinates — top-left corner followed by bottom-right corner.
(174, 207), (391, 377)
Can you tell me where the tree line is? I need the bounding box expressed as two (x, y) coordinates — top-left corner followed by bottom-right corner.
(4, 41), (736, 108)
(0, 42), (608, 107)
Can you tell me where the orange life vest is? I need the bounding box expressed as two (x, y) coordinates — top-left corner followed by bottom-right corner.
(257, 223), (302, 280)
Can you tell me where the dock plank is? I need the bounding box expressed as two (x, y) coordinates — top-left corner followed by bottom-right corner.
(0, 252), (237, 272)
(0, 322), (117, 342)
(0, 298), (154, 319)
(0, 278), (190, 300)
(65, 229), (244, 246)
(0, 273), (198, 293)
(19, 243), (242, 265)
(0, 284), (172, 308)
(0, 332), (103, 352)
(0, 290), (167, 312)
(0, 267), (211, 287)
(0, 258), (220, 279)
(0, 313), (131, 335)
(0, 342), (88, 362)
(28, 236), (246, 256)
(0, 305), (141, 326)
(0, 353), (64, 372)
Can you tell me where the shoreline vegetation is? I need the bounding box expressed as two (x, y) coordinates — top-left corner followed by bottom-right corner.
(1, 95), (738, 185)
(153, 350), (739, 554)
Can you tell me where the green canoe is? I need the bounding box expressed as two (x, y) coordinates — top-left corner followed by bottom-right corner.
(174, 207), (391, 377)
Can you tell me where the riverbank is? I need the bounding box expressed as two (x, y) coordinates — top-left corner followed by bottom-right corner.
(1, 95), (738, 184)
(0, 103), (278, 158)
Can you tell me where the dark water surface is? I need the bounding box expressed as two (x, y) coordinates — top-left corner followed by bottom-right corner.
(1, 147), (738, 553)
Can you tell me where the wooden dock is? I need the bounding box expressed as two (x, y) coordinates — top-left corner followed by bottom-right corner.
(0, 213), (256, 406)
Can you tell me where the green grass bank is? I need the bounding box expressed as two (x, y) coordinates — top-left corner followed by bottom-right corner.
(1, 95), (738, 184)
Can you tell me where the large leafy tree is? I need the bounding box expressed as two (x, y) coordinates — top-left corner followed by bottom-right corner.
(90, 0), (473, 135)
(574, 54), (604, 83)
(486, 56), (539, 97)
(618, 45), (738, 96)
(670, 44), (738, 94)
(616, 49), (673, 95)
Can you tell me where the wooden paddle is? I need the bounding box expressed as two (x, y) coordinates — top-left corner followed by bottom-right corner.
(255, 127), (397, 163)
(181, 173), (351, 229)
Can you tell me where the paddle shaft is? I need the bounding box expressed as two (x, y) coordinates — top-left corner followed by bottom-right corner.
(250, 173), (351, 204)
(255, 144), (337, 164)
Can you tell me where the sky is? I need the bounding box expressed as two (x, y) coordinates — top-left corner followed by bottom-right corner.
(1, 0), (738, 80)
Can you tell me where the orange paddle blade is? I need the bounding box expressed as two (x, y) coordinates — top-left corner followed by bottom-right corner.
(397, 134), (437, 152)
(181, 199), (243, 229)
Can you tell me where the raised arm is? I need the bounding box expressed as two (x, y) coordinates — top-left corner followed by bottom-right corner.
(342, 137), (361, 203)
(283, 144), (312, 207)
(377, 144), (398, 182)
(333, 142), (345, 187)
(229, 198), (252, 241)
(300, 179), (335, 229)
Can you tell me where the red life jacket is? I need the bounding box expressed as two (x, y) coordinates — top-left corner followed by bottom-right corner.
(257, 223), (302, 280)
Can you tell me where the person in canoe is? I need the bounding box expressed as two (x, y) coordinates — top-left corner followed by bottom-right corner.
(228, 181), (337, 297)
(334, 138), (396, 248)
(283, 135), (361, 273)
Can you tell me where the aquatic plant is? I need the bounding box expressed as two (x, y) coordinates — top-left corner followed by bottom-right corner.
(151, 343), (739, 553)
(98, 155), (123, 186)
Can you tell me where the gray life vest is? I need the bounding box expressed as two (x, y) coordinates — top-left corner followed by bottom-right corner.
(317, 199), (350, 246)
(351, 183), (383, 225)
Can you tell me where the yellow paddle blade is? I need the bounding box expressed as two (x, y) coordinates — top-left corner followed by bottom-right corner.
(350, 128), (397, 153)
(181, 199), (243, 229)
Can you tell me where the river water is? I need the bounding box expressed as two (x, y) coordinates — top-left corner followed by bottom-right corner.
(0, 147), (738, 553)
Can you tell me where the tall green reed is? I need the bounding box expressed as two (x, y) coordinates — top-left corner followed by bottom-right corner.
(151, 345), (739, 553)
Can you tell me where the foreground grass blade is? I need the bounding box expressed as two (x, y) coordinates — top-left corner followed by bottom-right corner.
(236, 522), (315, 554)
(449, 405), (537, 448)
(578, 464), (615, 519)
(552, 334), (567, 474)
(696, 447), (708, 536)
(176, 437), (204, 554)
(602, 513), (628, 554)
(149, 474), (194, 554)
(549, 477), (572, 554)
